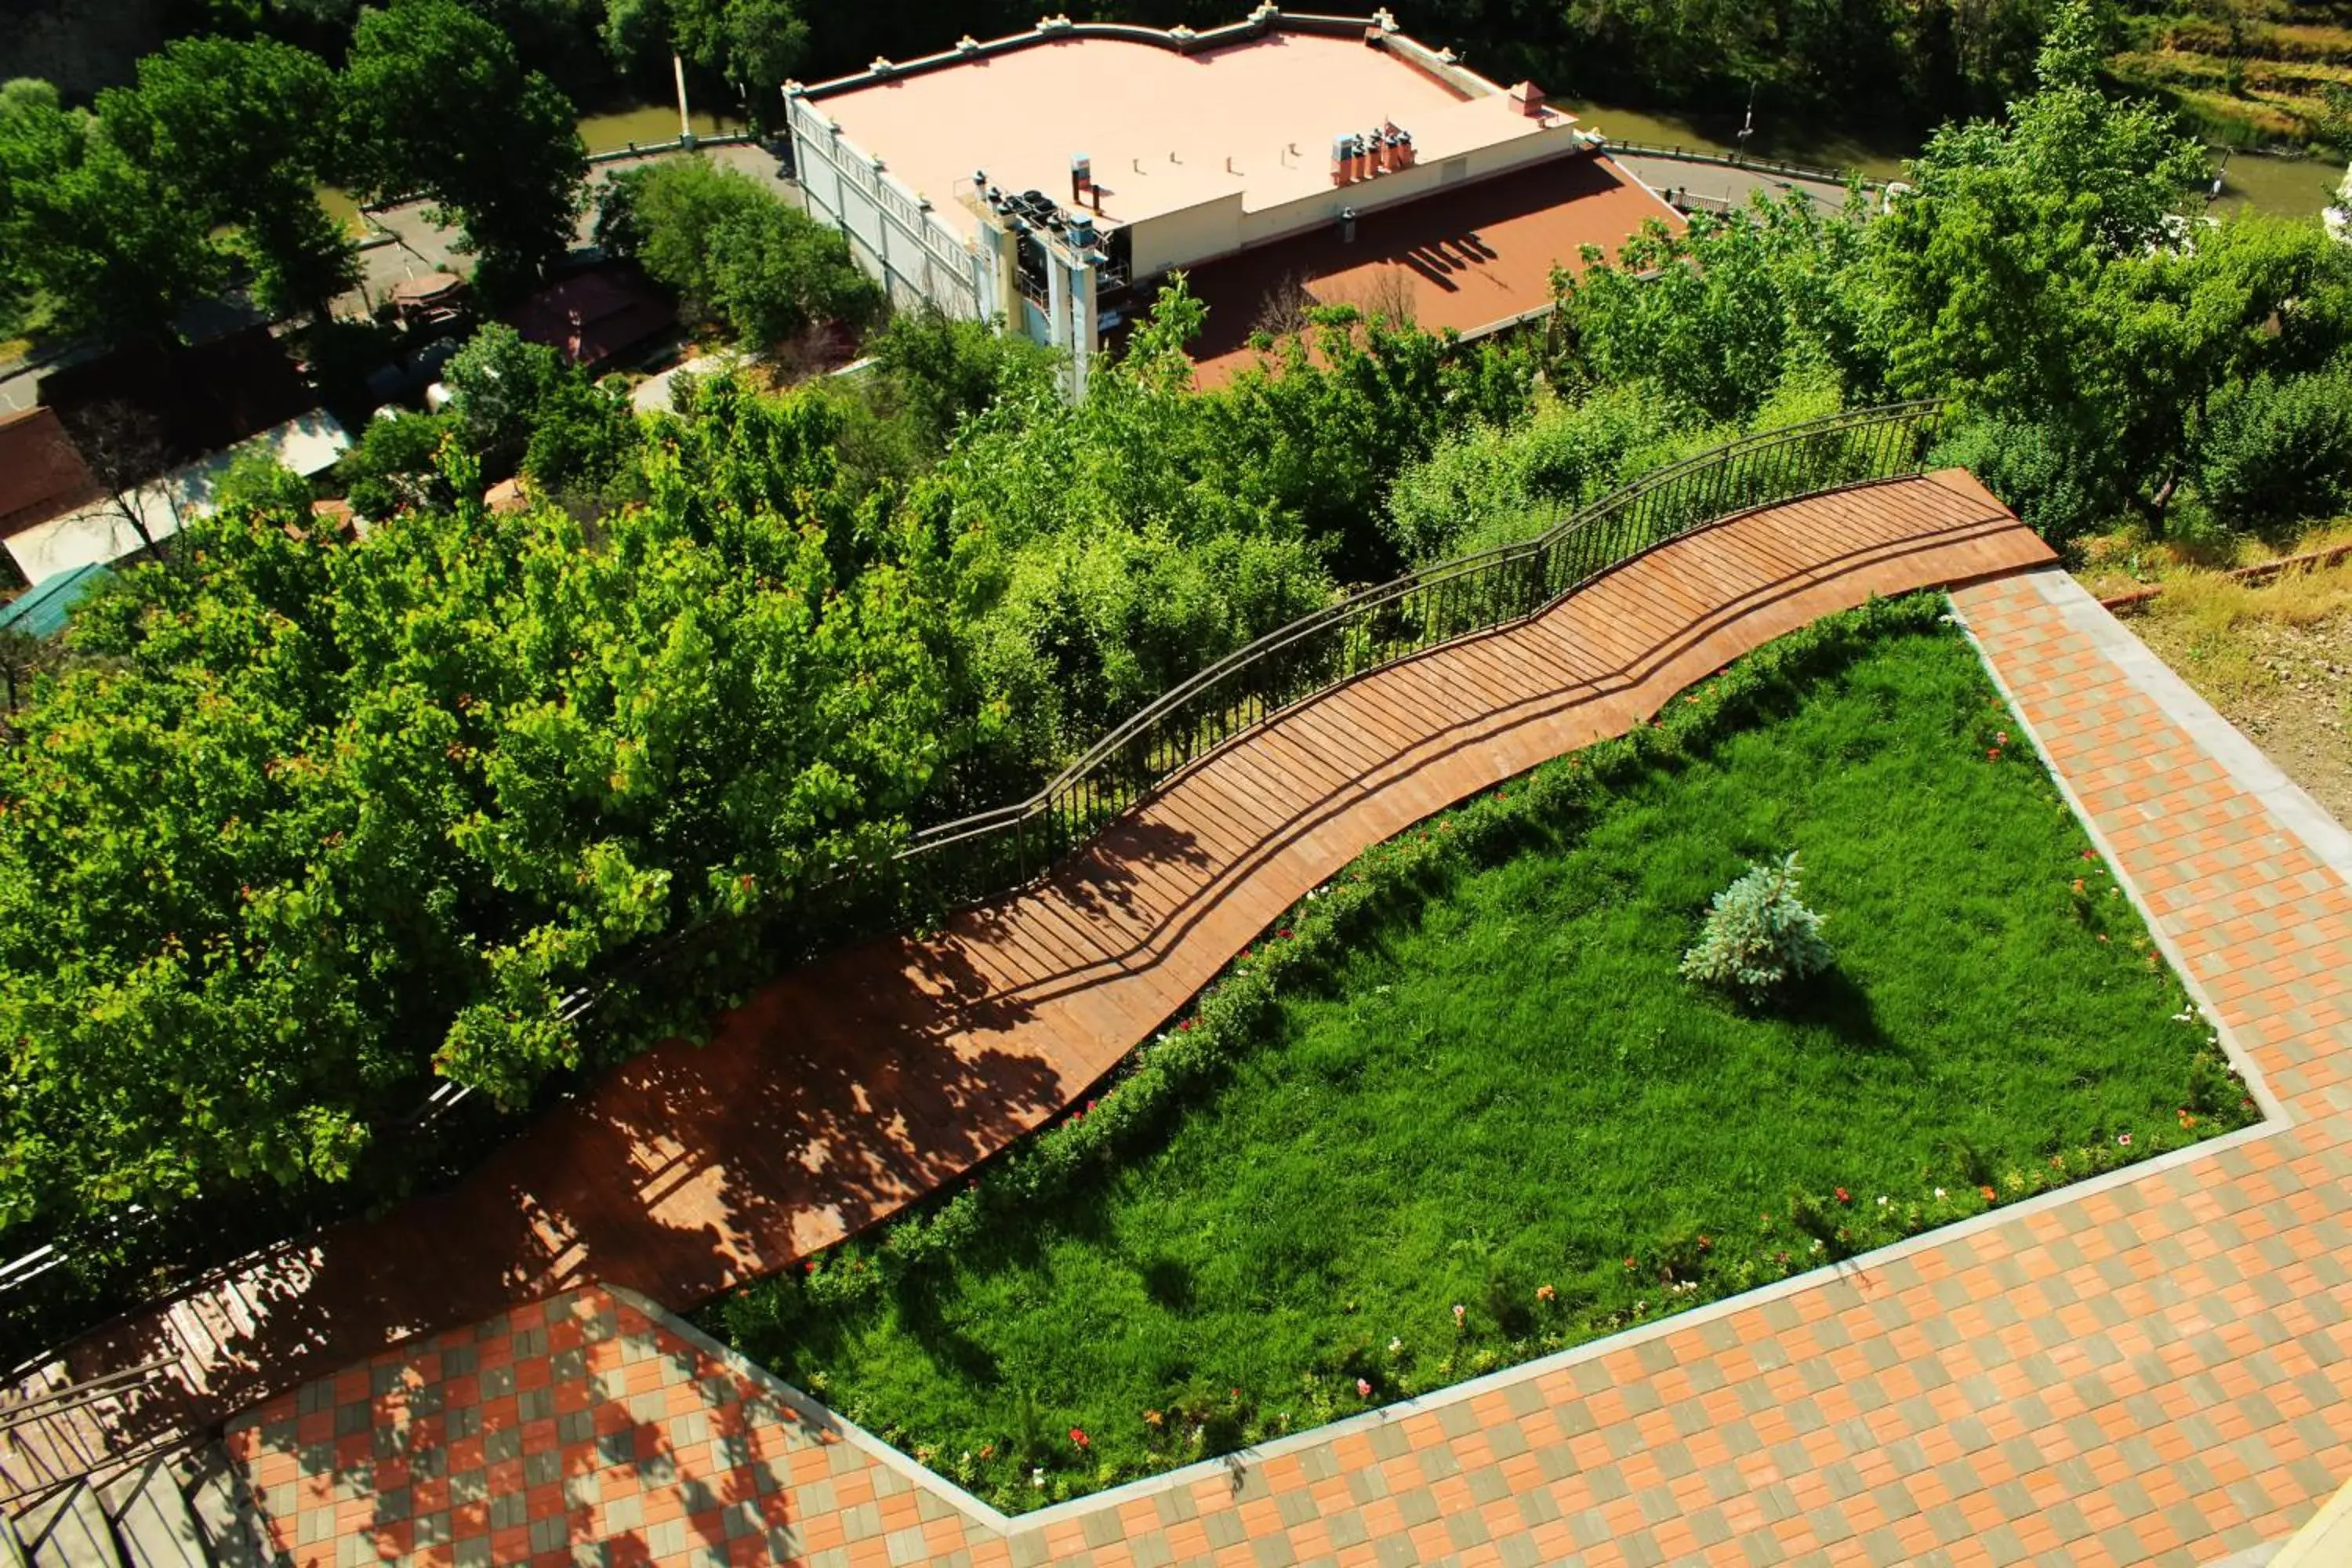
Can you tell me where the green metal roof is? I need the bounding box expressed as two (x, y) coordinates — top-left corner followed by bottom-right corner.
(0, 562), (111, 639)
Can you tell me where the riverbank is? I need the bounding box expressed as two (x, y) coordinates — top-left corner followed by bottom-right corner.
(1564, 93), (2342, 217)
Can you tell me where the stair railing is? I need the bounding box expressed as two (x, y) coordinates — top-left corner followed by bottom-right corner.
(900, 400), (1944, 906)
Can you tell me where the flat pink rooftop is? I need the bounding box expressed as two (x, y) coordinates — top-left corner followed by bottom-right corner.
(808, 28), (1570, 242)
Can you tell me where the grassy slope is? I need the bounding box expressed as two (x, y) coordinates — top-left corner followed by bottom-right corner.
(2079, 523), (2352, 824)
(718, 609), (2252, 1512)
(2114, 0), (2352, 148)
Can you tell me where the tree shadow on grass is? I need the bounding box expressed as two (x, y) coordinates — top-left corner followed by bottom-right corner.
(1777, 965), (1890, 1052)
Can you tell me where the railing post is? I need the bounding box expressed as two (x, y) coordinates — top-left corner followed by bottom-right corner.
(891, 403), (1926, 914)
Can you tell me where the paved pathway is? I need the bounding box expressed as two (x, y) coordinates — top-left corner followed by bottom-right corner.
(220, 557), (2352, 1567)
(54, 474), (2044, 1453)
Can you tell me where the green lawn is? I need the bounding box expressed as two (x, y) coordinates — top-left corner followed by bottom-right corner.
(712, 598), (2254, 1513)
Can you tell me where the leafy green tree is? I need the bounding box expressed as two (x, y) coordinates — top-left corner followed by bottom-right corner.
(336, 409), (456, 521)
(96, 37), (358, 321)
(599, 156), (882, 347)
(862, 307), (1058, 463)
(0, 82), (223, 347)
(1553, 188), (1883, 423)
(522, 373), (646, 499)
(0, 379), (956, 1233)
(442, 322), (566, 477)
(602, 0), (808, 123)
(341, 0), (588, 292)
(2194, 366), (2352, 529)
(1866, 0), (2213, 534)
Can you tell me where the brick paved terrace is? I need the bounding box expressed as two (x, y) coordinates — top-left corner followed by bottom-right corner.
(205, 522), (2352, 1564)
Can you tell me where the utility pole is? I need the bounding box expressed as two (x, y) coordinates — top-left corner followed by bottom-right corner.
(673, 53), (692, 142)
(1736, 80), (1756, 161)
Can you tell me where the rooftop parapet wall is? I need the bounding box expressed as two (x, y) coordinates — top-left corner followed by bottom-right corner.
(788, 10), (1574, 267)
(789, 8), (1491, 103)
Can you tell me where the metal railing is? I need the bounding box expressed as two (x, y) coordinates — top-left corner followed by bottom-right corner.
(899, 401), (1944, 906)
(1, 1337), (186, 1512)
(1599, 138), (1886, 191)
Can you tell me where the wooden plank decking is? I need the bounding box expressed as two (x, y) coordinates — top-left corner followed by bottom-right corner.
(53, 470), (2054, 1452)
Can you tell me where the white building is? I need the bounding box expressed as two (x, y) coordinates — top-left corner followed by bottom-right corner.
(786, 7), (1664, 390)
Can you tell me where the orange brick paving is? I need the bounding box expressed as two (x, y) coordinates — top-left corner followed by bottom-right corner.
(220, 555), (2352, 1565)
(64, 472), (2044, 1450)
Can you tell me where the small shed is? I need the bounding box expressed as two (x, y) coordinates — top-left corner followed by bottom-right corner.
(0, 563), (111, 639)
(0, 408), (102, 541)
(505, 266), (676, 372)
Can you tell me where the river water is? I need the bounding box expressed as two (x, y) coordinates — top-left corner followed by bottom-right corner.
(575, 104), (749, 153)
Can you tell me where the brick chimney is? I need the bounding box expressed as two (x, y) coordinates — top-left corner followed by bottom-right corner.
(1508, 80), (1547, 118)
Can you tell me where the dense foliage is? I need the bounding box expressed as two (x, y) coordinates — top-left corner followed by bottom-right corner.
(0, 0), (587, 345)
(5, 0), (2348, 1324)
(0, 285), (1538, 1244)
(0, 394), (952, 1223)
(340, 0), (588, 292)
(1541, 2), (2352, 543)
(596, 156), (883, 349)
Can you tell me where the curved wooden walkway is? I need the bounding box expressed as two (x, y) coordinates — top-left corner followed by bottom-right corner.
(64, 472), (2051, 1440)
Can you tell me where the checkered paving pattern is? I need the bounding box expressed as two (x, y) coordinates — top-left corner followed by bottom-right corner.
(224, 564), (2352, 1565)
(223, 1287), (978, 1568)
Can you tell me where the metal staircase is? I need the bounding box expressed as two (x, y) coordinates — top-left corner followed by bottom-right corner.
(2, 1450), (266, 1568)
(1, 1346), (265, 1568)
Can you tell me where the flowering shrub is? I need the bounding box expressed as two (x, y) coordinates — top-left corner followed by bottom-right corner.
(1679, 851), (1832, 1002)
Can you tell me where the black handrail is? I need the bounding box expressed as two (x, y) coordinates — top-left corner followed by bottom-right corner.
(900, 400), (1944, 905)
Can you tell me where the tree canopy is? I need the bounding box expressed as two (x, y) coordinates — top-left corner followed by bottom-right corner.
(0, 81), (223, 346)
(96, 36), (358, 321)
(597, 156), (883, 349)
(341, 0), (588, 292)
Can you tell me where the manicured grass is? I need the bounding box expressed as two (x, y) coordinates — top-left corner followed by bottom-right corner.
(712, 601), (2254, 1513)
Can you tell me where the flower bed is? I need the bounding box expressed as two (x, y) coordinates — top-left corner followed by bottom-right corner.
(704, 593), (2256, 1512)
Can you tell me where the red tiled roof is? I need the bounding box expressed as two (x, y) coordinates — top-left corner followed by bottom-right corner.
(0, 408), (102, 539)
(1174, 152), (1680, 383)
(503, 267), (675, 371)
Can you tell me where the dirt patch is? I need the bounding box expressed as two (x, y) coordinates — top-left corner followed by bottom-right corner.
(2106, 561), (2352, 829)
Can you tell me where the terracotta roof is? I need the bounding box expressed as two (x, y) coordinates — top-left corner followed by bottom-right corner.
(503, 267), (675, 371)
(1174, 152), (1681, 383)
(0, 408), (103, 539)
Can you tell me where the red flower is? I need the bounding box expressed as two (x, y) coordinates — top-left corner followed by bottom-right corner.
(1278, 927), (1293, 939)
(1987, 748), (2001, 760)
(804, 1259), (818, 1274)
(1624, 1257), (1637, 1269)
(1834, 1188), (1850, 1204)
(1178, 1019), (1195, 1032)
(1069, 1427), (1088, 1448)
(1980, 1185), (1998, 1201)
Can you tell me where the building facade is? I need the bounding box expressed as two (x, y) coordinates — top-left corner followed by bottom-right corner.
(786, 6), (1646, 391)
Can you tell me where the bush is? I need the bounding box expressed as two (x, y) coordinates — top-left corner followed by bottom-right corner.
(1931, 415), (2118, 545)
(598, 156), (883, 350)
(1680, 851), (1832, 1001)
(2196, 368), (2352, 531)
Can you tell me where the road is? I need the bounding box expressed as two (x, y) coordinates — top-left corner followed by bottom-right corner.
(1606, 149), (1878, 216)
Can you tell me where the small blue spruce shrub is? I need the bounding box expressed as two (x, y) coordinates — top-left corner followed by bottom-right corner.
(1680, 851), (1831, 1002)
